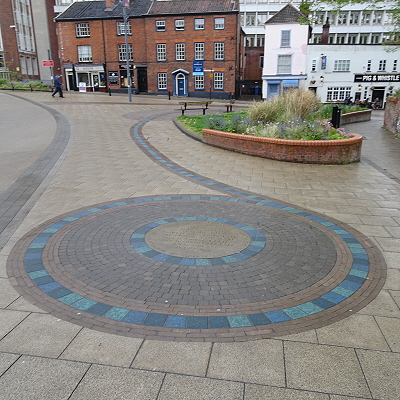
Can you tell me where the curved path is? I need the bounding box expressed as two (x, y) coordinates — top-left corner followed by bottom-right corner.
(1, 92), (399, 400)
(7, 104), (386, 341)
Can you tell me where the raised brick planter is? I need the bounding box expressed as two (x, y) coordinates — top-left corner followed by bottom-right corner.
(202, 129), (363, 164)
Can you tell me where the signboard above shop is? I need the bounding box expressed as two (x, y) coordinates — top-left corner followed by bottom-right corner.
(42, 60), (54, 67)
(354, 74), (400, 83)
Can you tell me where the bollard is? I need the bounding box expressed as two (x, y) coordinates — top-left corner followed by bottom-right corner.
(331, 104), (342, 128)
(168, 89), (171, 100)
(108, 85), (111, 96)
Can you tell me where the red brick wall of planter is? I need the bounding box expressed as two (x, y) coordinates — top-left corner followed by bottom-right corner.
(202, 129), (363, 164)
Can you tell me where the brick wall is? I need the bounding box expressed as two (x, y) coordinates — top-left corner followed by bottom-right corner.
(56, 10), (240, 98)
(384, 97), (400, 136)
(202, 129), (363, 164)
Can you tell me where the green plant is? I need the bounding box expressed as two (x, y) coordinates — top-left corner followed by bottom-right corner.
(0, 79), (7, 86)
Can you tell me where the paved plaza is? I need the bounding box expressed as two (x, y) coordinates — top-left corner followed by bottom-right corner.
(0, 90), (399, 399)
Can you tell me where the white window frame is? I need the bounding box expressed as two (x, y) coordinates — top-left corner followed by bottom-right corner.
(311, 59), (317, 72)
(76, 23), (90, 37)
(117, 21), (131, 35)
(175, 43), (185, 60)
(175, 19), (185, 31)
(277, 55), (291, 74)
(333, 60), (350, 71)
(194, 42), (205, 60)
(157, 72), (167, 90)
(214, 42), (224, 60)
(194, 18), (204, 30)
(378, 60), (386, 71)
(393, 60), (397, 72)
(214, 17), (225, 29)
(281, 30), (291, 47)
(156, 20), (166, 31)
(326, 86), (352, 102)
(118, 43), (133, 62)
(214, 71), (224, 90)
(194, 75), (204, 90)
(367, 60), (372, 71)
(246, 13), (256, 26)
(350, 12), (359, 25)
(77, 45), (92, 62)
(156, 43), (166, 61)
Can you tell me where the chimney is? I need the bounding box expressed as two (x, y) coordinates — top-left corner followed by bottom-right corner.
(105, 0), (116, 11)
(321, 18), (330, 44)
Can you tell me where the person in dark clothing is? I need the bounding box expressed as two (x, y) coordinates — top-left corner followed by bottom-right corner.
(52, 75), (64, 98)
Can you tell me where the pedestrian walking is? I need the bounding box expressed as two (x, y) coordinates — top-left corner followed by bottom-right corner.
(52, 74), (64, 98)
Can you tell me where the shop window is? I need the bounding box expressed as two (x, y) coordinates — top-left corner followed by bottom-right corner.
(326, 86), (351, 102)
(77, 45), (92, 62)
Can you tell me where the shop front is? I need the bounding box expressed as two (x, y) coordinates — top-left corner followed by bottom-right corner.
(64, 64), (106, 92)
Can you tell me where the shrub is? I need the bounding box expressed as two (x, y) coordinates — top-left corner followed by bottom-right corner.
(248, 89), (321, 124)
(0, 79), (7, 86)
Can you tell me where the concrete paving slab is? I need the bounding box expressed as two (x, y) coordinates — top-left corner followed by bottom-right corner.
(383, 268), (400, 290)
(0, 278), (20, 308)
(0, 352), (19, 375)
(132, 339), (212, 376)
(207, 340), (285, 386)
(158, 373), (244, 400)
(374, 316), (400, 352)
(315, 314), (390, 351)
(390, 290), (400, 308)
(0, 355), (89, 400)
(0, 309), (29, 340)
(6, 295), (46, 313)
(0, 313), (81, 357)
(285, 341), (371, 398)
(357, 349), (400, 400)
(60, 328), (143, 367)
(69, 364), (164, 400)
(358, 290), (400, 318)
(244, 384), (329, 399)
(383, 252), (400, 269)
(275, 330), (319, 344)
(0, 254), (8, 278)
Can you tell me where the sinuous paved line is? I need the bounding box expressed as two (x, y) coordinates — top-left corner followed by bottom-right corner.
(6, 113), (386, 341)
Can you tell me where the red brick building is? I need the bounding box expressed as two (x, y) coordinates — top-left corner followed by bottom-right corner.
(55, 0), (243, 99)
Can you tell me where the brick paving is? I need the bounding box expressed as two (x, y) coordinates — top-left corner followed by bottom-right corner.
(0, 91), (399, 399)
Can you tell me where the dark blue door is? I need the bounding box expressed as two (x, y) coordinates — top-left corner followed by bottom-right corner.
(177, 76), (185, 96)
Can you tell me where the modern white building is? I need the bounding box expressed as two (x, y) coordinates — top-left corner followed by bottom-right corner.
(259, 1), (399, 104)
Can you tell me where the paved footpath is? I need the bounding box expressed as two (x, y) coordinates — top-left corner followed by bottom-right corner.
(0, 91), (399, 399)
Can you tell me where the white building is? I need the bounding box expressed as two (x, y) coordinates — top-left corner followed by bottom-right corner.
(262, 4), (308, 98)
(260, 1), (399, 104)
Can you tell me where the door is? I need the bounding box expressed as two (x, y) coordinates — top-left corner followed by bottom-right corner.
(137, 67), (148, 92)
(177, 73), (186, 96)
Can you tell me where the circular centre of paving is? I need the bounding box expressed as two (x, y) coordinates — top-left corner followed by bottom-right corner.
(145, 221), (251, 258)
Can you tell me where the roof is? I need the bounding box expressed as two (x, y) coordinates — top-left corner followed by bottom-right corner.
(265, 3), (305, 25)
(147, 0), (238, 15)
(55, 0), (151, 20)
(56, 0), (237, 21)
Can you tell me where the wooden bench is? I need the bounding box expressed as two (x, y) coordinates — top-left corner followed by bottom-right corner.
(179, 101), (212, 115)
(225, 99), (235, 113)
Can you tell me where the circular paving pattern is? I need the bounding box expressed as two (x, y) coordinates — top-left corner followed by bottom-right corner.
(7, 195), (386, 341)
